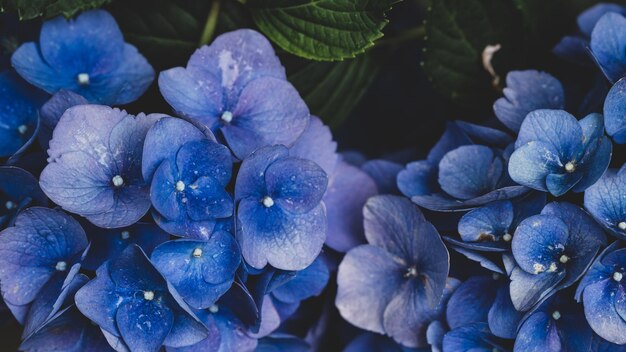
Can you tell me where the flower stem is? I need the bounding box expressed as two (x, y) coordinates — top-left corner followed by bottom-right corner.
(199, 0), (222, 47)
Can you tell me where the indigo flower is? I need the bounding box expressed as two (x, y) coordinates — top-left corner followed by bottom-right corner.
(0, 208), (87, 318)
(143, 116), (234, 239)
(40, 105), (161, 228)
(11, 10), (153, 105)
(0, 166), (47, 229)
(603, 77), (626, 143)
(514, 292), (593, 352)
(75, 245), (208, 351)
(38, 90), (88, 148)
(235, 145), (327, 271)
(584, 165), (626, 240)
(159, 29), (309, 159)
(336, 195), (449, 347)
(151, 232), (241, 309)
(553, 3), (626, 65)
(493, 70), (565, 133)
(509, 202), (606, 311)
(590, 12), (626, 82)
(398, 122), (527, 211)
(0, 70), (47, 158)
(576, 242), (626, 344)
(508, 110), (612, 196)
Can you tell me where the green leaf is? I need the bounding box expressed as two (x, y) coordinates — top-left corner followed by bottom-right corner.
(288, 52), (380, 128)
(422, 0), (524, 113)
(248, 0), (400, 61)
(1, 0), (110, 20)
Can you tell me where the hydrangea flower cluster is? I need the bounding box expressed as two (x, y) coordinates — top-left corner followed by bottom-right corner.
(2, 4), (626, 352)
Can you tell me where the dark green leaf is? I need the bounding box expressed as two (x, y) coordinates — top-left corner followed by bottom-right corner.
(1, 0), (110, 20)
(248, 0), (400, 61)
(422, 0), (524, 113)
(288, 52), (380, 128)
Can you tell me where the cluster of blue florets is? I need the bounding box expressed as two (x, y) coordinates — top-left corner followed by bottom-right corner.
(1, 4), (626, 352)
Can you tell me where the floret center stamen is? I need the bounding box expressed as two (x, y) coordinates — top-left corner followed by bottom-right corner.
(77, 73), (90, 86)
(559, 255), (570, 264)
(552, 311), (561, 320)
(121, 231), (130, 240)
(192, 248), (203, 258)
(564, 162), (575, 173)
(618, 221), (626, 231)
(209, 304), (219, 313)
(5, 201), (14, 210)
(143, 291), (155, 301)
(262, 196), (274, 208)
(404, 266), (418, 278)
(502, 233), (512, 242)
(221, 111), (233, 123)
(176, 180), (186, 192)
(112, 175), (124, 188)
(17, 125), (28, 135)
(55, 261), (67, 271)
(614, 272), (623, 282)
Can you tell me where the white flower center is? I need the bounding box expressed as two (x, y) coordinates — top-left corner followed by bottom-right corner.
(77, 73), (90, 86)
(17, 124), (28, 135)
(5, 201), (14, 210)
(559, 255), (569, 264)
(143, 291), (155, 301)
(175, 180), (186, 192)
(618, 222), (626, 231)
(262, 196), (274, 208)
(112, 175), (124, 187)
(209, 304), (219, 313)
(552, 311), (561, 320)
(614, 272), (623, 282)
(564, 162), (575, 173)
(192, 248), (203, 258)
(221, 111), (233, 123)
(121, 231), (130, 240)
(492, 273), (500, 280)
(502, 233), (512, 242)
(55, 261), (67, 271)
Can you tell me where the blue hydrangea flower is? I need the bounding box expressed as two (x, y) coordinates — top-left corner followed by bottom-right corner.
(509, 202), (606, 311)
(445, 275), (522, 340)
(603, 77), (626, 143)
(508, 110), (612, 196)
(257, 334), (309, 352)
(514, 292), (593, 352)
(38, 90), (87, 148)
(553, 3), (626, 65)
(398, 122), (527, 211)
(40, 105), (162, 228)
(585, 165), (626, 240)
(576, 242), (626, 344)
(0, 166), (47, 229)
(159, 29), (309, 159)
(442, 322), (507, 351)
(142, 116), (234, 239)
(151, 232), (241, 309)
(336, 195), (449, 348)
(493, 70), (565, 133)
(82, 222), (170, 270)
(590, 12), (626, 82)
(75, 245), (208, 351)
(0, 207), (87, 321)
(0, 70), (47, 158)
(11, 10), (153, 105)
(235, 145), (327, 271)
(361, 159), (403, 194)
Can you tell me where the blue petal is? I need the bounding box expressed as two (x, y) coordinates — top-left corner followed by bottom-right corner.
(411, 185), (529, 212)
(545, 172), (583, 196)
(96, 43), (154, 105)
(236, 199), (326, 270)
(336, 245), (405, 334)
(442, 322), (505, 351)
(109, 245), (167, 291)
(0, 207), (87, 306)
(512, 214), (569, 275)
(578, 3), (626, 36)
(552, 36), (592, 65)
(116, 299), (174, 352)
(508, 141), (561, 192)
(11, 43), (72, 93)
(361, 159), (403, 194)
(488, 283), (523, 339)
(603, 77), (626, 143)
(515, 109), (582, 161)
(235, 145), (289, 201)
(265, 157), (327, 214)
(0, 71), (47, 157)
(590, 13), (626, 82)
(152, 209), (218, 240)
(323, 161), (376, 252)
(584, 167), (626, 239)
(583, 280), (626, 344)
(151, 234), (240, 309)
(446, 276), (498, 329)
(271, 256), (329, 304)
(458, 201), (514, 242)
(514, 311), (562, 352)
(222, 77), (309, 159)
(38, 90), (87, 148)
(427, 122), (472, 164)
(257, 334), (309, 352)
(438, 145), (503, 200)
(509, 266), (564, 312)
(455, 121), (514, 148)
(397, 161), (438, 198)
(75, 263), (123, 336)
(288, 116), (338, 176)
(0, 166), (47, 227)
(493, 71), (565, 133)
